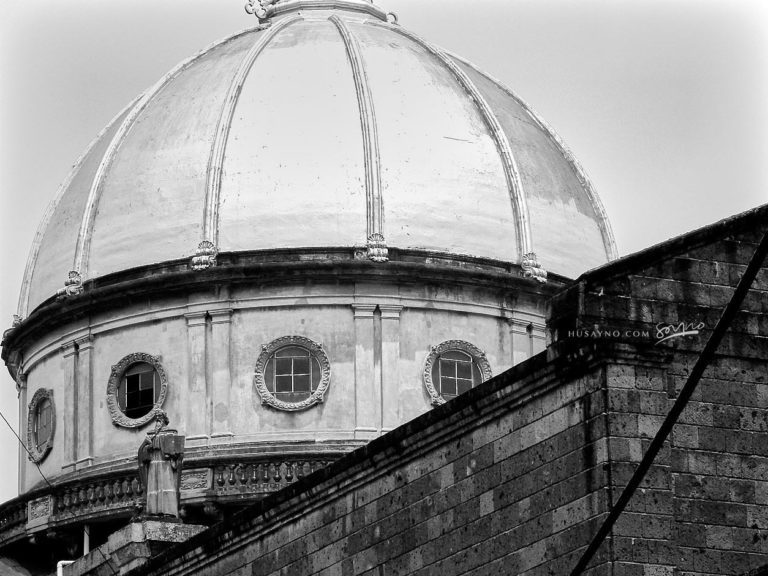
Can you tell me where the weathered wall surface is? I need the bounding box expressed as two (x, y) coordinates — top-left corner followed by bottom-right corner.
(549, 206), (768, 575)
(114, 207), (767, 576)
(16, 275), (548, 494)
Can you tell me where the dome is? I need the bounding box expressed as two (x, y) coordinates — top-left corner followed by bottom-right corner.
(17, 0), (615, 317)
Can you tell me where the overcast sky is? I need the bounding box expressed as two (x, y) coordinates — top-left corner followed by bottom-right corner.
(0, 0), (766, 503)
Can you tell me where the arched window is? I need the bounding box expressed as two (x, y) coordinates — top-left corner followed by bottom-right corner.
(254, 336), (331, 411)
(423, 340), (492, 405)
(107, 353), (168, 428)
(27, 388), (55, 463)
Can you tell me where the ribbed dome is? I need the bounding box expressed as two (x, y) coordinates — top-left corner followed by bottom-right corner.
(18, 0), (616, 317)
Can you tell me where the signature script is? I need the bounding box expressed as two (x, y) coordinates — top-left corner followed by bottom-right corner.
(655, 321), (705, 344)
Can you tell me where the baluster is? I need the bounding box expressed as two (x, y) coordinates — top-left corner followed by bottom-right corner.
(215, 467), (225, 487)
(285, 462), (294, 482)
(262, 463), (269, 482)
(273, 463), (282, 483)
(250, 464), (258, 485)
(227, 465), (236, 485)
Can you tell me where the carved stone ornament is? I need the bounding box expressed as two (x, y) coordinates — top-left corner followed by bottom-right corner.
(191, 240), (218, 270)
(56, 270), (83, 299)
(253, 335), (331, 412)
(180, 468), (212, 491)
(106, 353), (168, 428)
(422, 340), (492, 406)
(366, 233), (389, 263)
(521, 252), (548, 284)
(245, 0), (280, 21)
(27, 388), (55, 463)
(28, 496), (52, 521)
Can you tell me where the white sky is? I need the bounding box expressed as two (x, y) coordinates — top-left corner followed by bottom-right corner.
(0, 0), (766, 503)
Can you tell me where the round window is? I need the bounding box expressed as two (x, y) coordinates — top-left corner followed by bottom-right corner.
(423, 340), (492, 405)
(27, 389), (55, 463)
(254, 336), (330, 411)
(107, 353), (168, 428)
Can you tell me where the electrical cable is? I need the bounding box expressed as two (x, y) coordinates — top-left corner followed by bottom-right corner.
(0, 407), (119, 576)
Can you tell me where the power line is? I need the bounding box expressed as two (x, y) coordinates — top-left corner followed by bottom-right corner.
(0, 407), (119, 576)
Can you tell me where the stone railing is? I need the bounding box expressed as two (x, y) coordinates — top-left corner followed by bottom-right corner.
(0, 454), (340, 548)
(54, 473), (143, 520)
(0, 498), (27, 546)
(215, 458), (332, 491)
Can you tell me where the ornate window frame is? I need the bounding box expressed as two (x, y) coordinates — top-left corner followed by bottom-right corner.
(254, 336), (331, 411)
(27, 388), (55, 463)
(423, 340), (492, 406)
(107, 353), (168, 428)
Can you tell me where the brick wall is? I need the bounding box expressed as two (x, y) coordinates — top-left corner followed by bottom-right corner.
(112, 207), (767, 576)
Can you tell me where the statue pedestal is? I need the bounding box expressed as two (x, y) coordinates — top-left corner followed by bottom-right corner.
(63, 520), (206, 576)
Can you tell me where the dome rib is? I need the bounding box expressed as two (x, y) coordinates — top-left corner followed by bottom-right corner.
(197, 16), (303, 269)
(448, 54), (619, 261)
(16, 97), (141, 319)
(367, 21), (533, 265)
(70, 27), (260, 285)
(329, 14), (385, 259)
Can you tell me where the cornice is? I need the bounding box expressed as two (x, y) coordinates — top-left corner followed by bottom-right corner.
(3, 248), (568, 364)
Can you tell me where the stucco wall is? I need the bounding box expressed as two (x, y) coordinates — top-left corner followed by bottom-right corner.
(17, 276), (547, 494)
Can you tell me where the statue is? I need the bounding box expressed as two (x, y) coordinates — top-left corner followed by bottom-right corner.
(137, 411), (185, 519)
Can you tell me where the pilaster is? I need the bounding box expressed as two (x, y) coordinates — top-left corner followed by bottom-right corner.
(209, 309), (234, 442)
(61, 341), (78, 473)
(74, 335), (94, 468)
(184, 312), (208, 446)
(379, 305), (402, 432)
(16, 369), (27, 492)
(352, 304), (378, 440)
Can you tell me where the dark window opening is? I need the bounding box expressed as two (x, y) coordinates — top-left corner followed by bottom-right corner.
(119, 362), (159, 419)
(34, 398), (53, 451)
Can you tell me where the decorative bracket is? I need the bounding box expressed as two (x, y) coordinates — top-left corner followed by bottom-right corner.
(521, 252), (547, 284)
(191, 241), (218, 270)
(366, 233), (389, 263)
(56, 271), (83, 299)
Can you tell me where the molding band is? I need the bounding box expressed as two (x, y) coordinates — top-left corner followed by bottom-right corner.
(329, 15), (387, 263)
